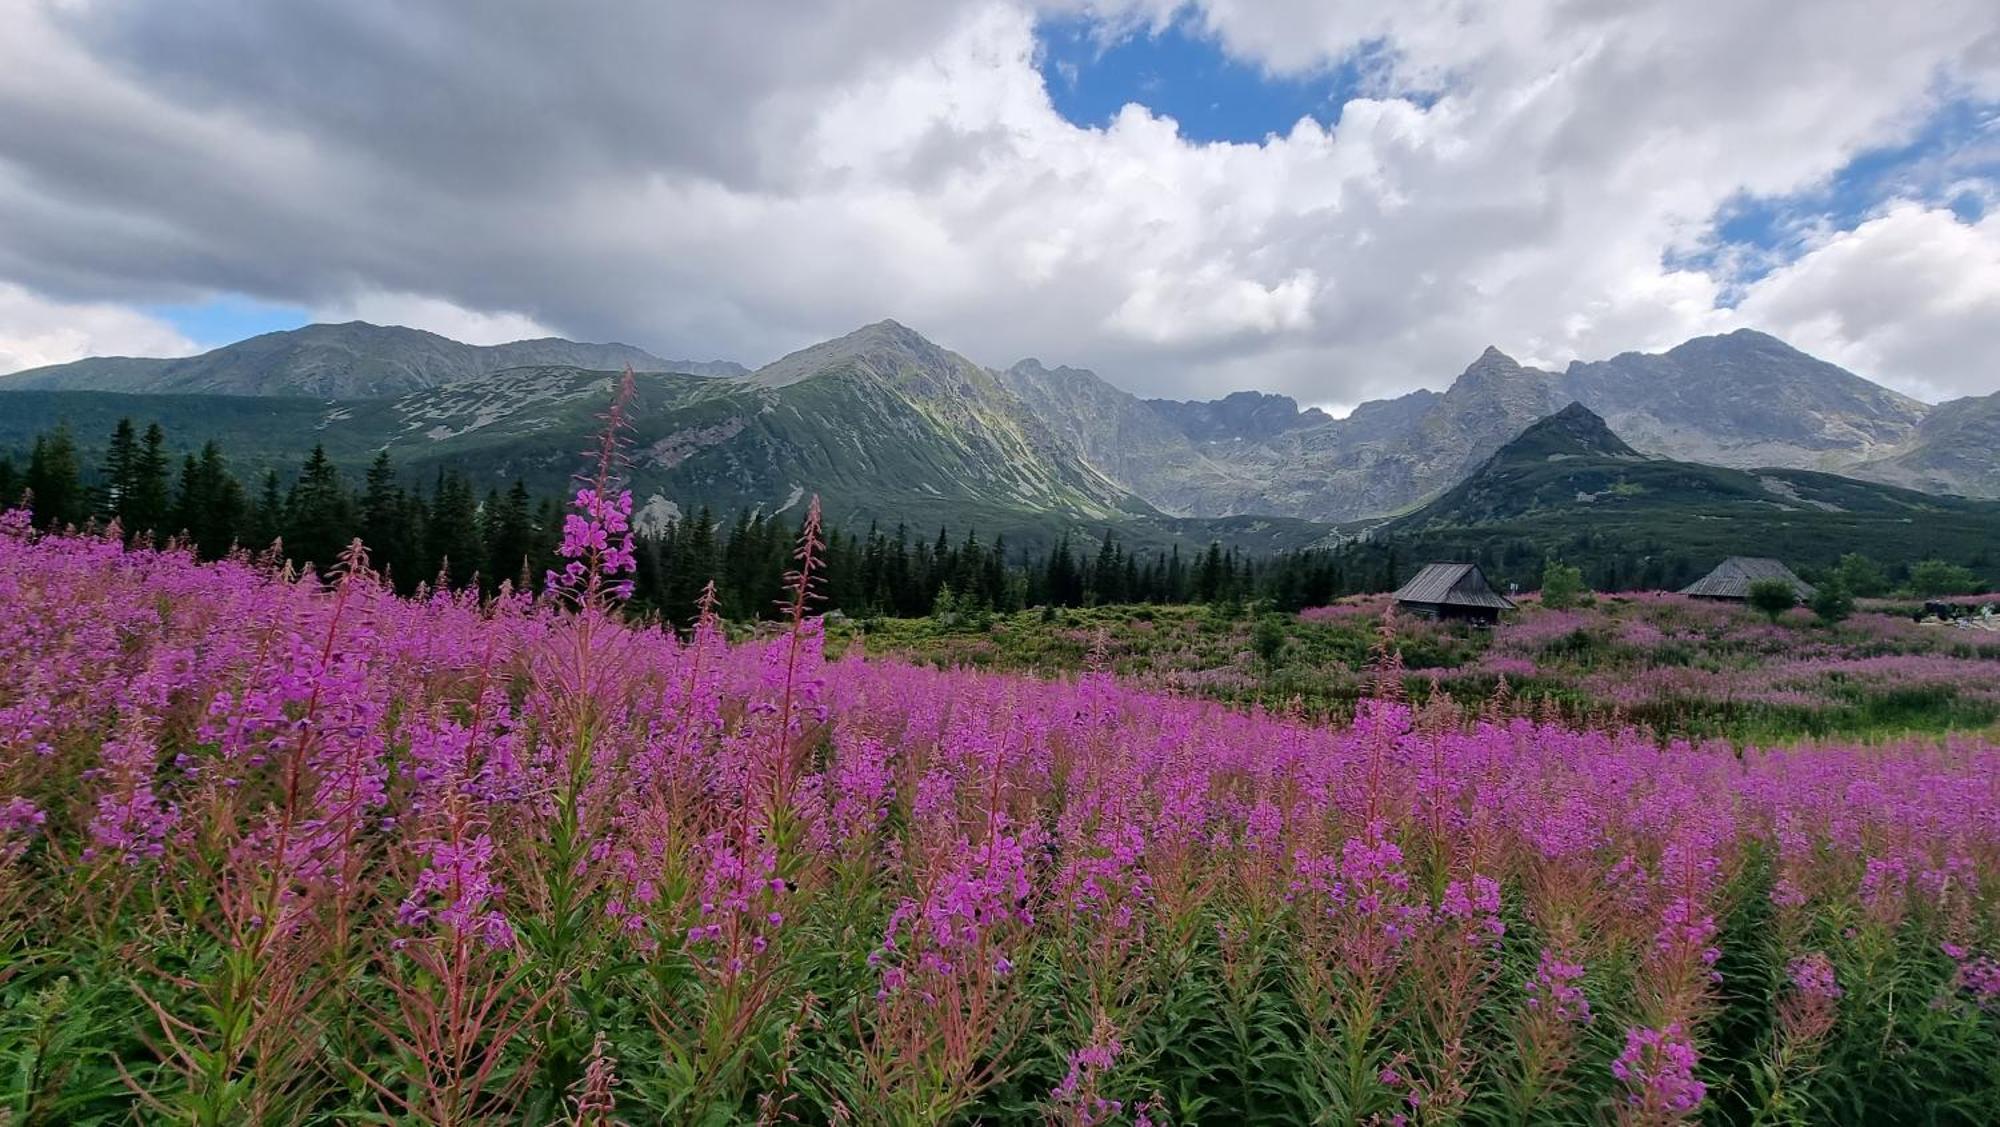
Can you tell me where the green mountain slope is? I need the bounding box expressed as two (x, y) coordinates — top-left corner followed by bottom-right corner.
(0, 321), (743, 397)
(0, 339), (1333, 555)
(1368, 404), (2000, 585)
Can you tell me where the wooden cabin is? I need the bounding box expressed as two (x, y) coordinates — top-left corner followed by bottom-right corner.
(1679, 557), (1815, 602)
(1392, 562), (1517, 625)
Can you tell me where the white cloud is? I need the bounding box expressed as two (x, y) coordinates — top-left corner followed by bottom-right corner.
(1730, 204), (2000, 401)
(315, 292), (557, 347)
(0, 281), (194, 374)
(0, 0), (1992, 403)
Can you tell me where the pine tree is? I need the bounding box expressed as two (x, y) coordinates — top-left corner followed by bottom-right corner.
(125, 423), (173, 540)
(25, 425), (83, 530)
(483, 480), (535, 593)
(96, 418), (139, 522)
(284, 445), (355, 575)
(425, 468), (483, 589)
(0, 455), (16, 509)
(360, 451), (410, 581)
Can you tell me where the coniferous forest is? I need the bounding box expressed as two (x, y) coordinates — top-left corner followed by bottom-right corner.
(3, 417), (1985, 630)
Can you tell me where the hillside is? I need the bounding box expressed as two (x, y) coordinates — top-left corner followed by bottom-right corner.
(0, 337), (1333, 555)
(1556, 329), (1930, 470)
(999, 331), (1963, 521)
(4, 318), (1991, 538)
(1365, 404), (2000, 588)
(0, 321), (743, 397)
(1855, 389), (2000, 499)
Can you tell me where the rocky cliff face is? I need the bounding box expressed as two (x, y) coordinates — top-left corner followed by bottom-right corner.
(1555, 329), (1929, 470)
(1006, 331), (1959, 521)
(1143, 390), (1330, 443)
(5, 317), (1988, 529)
(1854, 389), (2000, 498)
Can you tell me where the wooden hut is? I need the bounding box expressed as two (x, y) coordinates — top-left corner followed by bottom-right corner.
(1392, 562), (1517, 625)
(1679, 557), (1815, 601)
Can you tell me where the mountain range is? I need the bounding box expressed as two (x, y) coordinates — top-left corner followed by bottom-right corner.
(1361, 402), (2000, 589)
(2, 318), (1996, 553)
(2, 321), (747, 398)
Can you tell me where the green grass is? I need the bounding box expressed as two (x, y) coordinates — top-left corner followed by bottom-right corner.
(831, 597), (2000, 744)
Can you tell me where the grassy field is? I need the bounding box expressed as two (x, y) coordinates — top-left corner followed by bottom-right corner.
(835, 593), (2000, 743)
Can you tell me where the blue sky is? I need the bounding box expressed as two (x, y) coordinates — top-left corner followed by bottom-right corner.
(1037, 14), (1997, 313)
(1671, 98), (1998, 303)
(143, 294), (309, 351)
(1034, 14), (1382, 144)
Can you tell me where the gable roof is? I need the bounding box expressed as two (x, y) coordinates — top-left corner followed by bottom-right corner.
(1679, 556), (1817, 600)
(1392, 562), (1517, 610)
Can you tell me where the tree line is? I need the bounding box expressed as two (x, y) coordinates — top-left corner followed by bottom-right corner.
(0, 419), (1358, 624)
(11, 419), (1976, 626)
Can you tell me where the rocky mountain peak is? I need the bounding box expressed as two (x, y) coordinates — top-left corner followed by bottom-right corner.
(1504, 402), (1643, 460)
(749, 318), (967, 389)
(1145, 390), (1326, 443)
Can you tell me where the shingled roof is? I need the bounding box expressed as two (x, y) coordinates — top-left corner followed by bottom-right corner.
(1392, 562), (1517, 611)
(1679, 557), (1817, 600)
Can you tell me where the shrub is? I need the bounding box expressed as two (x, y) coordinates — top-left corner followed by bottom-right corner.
(1747, 578), (1799, 622)
(1910, 558), (1980, 598)
(1252, 615), (1287, 668)
(1540, 560), (1587, 610)
(1811, 577), (1855, 625)
(1835, 553), (1888, 598)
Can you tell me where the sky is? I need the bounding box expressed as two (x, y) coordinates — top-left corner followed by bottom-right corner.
(0, 0), (1995, 406)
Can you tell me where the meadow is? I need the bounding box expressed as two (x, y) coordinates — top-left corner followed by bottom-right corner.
(848, 592), (2000, 744)
(3, 492), (1999, 1125)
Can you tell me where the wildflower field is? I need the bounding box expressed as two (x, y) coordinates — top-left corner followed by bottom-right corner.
(3, 491), (1999, 1126)
(853, 591), (2000, 743)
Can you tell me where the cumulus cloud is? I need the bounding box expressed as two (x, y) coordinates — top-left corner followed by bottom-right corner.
(1731, 205), (2000, 400)
(0, 281), (194, 373)
(0, 0), (1993, 401)
(315, 292), (558, 348)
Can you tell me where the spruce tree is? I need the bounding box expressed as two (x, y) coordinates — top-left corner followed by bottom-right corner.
(251, 470), (285, 552)
(483, 480), (535, 593)
(25, 425), (84, 530)
(1092, 529), (1123, 605)
(425, 468), (483, 589)
(170, 442), (245, 559)
(97, 418), (139, 522)
(126, 423), (173, 540)
(284, 445), (355, 575)
(360, 451), (419, 584)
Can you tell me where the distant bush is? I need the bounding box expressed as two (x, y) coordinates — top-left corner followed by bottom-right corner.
(1835, 552), (1888, 598)
(1910, 558), (1980, 598)
(1747, 578), (1799, 622)
(1253, 615), (1287, 668)
(1811, 577), (1855, 625)
(1540, 559), (1587, 609)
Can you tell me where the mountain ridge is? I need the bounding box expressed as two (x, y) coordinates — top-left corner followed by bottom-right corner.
(2, 321), (747, 397)
(5, 318), (1995, 533)
(1369, 403), (2000, 580)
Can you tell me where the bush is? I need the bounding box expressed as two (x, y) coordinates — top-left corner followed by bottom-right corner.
(1810, 577), (1855, 624)
(1910, 558), (1980, 598)
(1540, 559), (1587, 609)
(1252, 616), (1287, 668)
(1747, 578), (1798, 622)
(1835, 552), (1888, 598)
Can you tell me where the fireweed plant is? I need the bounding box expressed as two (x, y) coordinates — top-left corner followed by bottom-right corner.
(1, 412), (1999, 1121)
